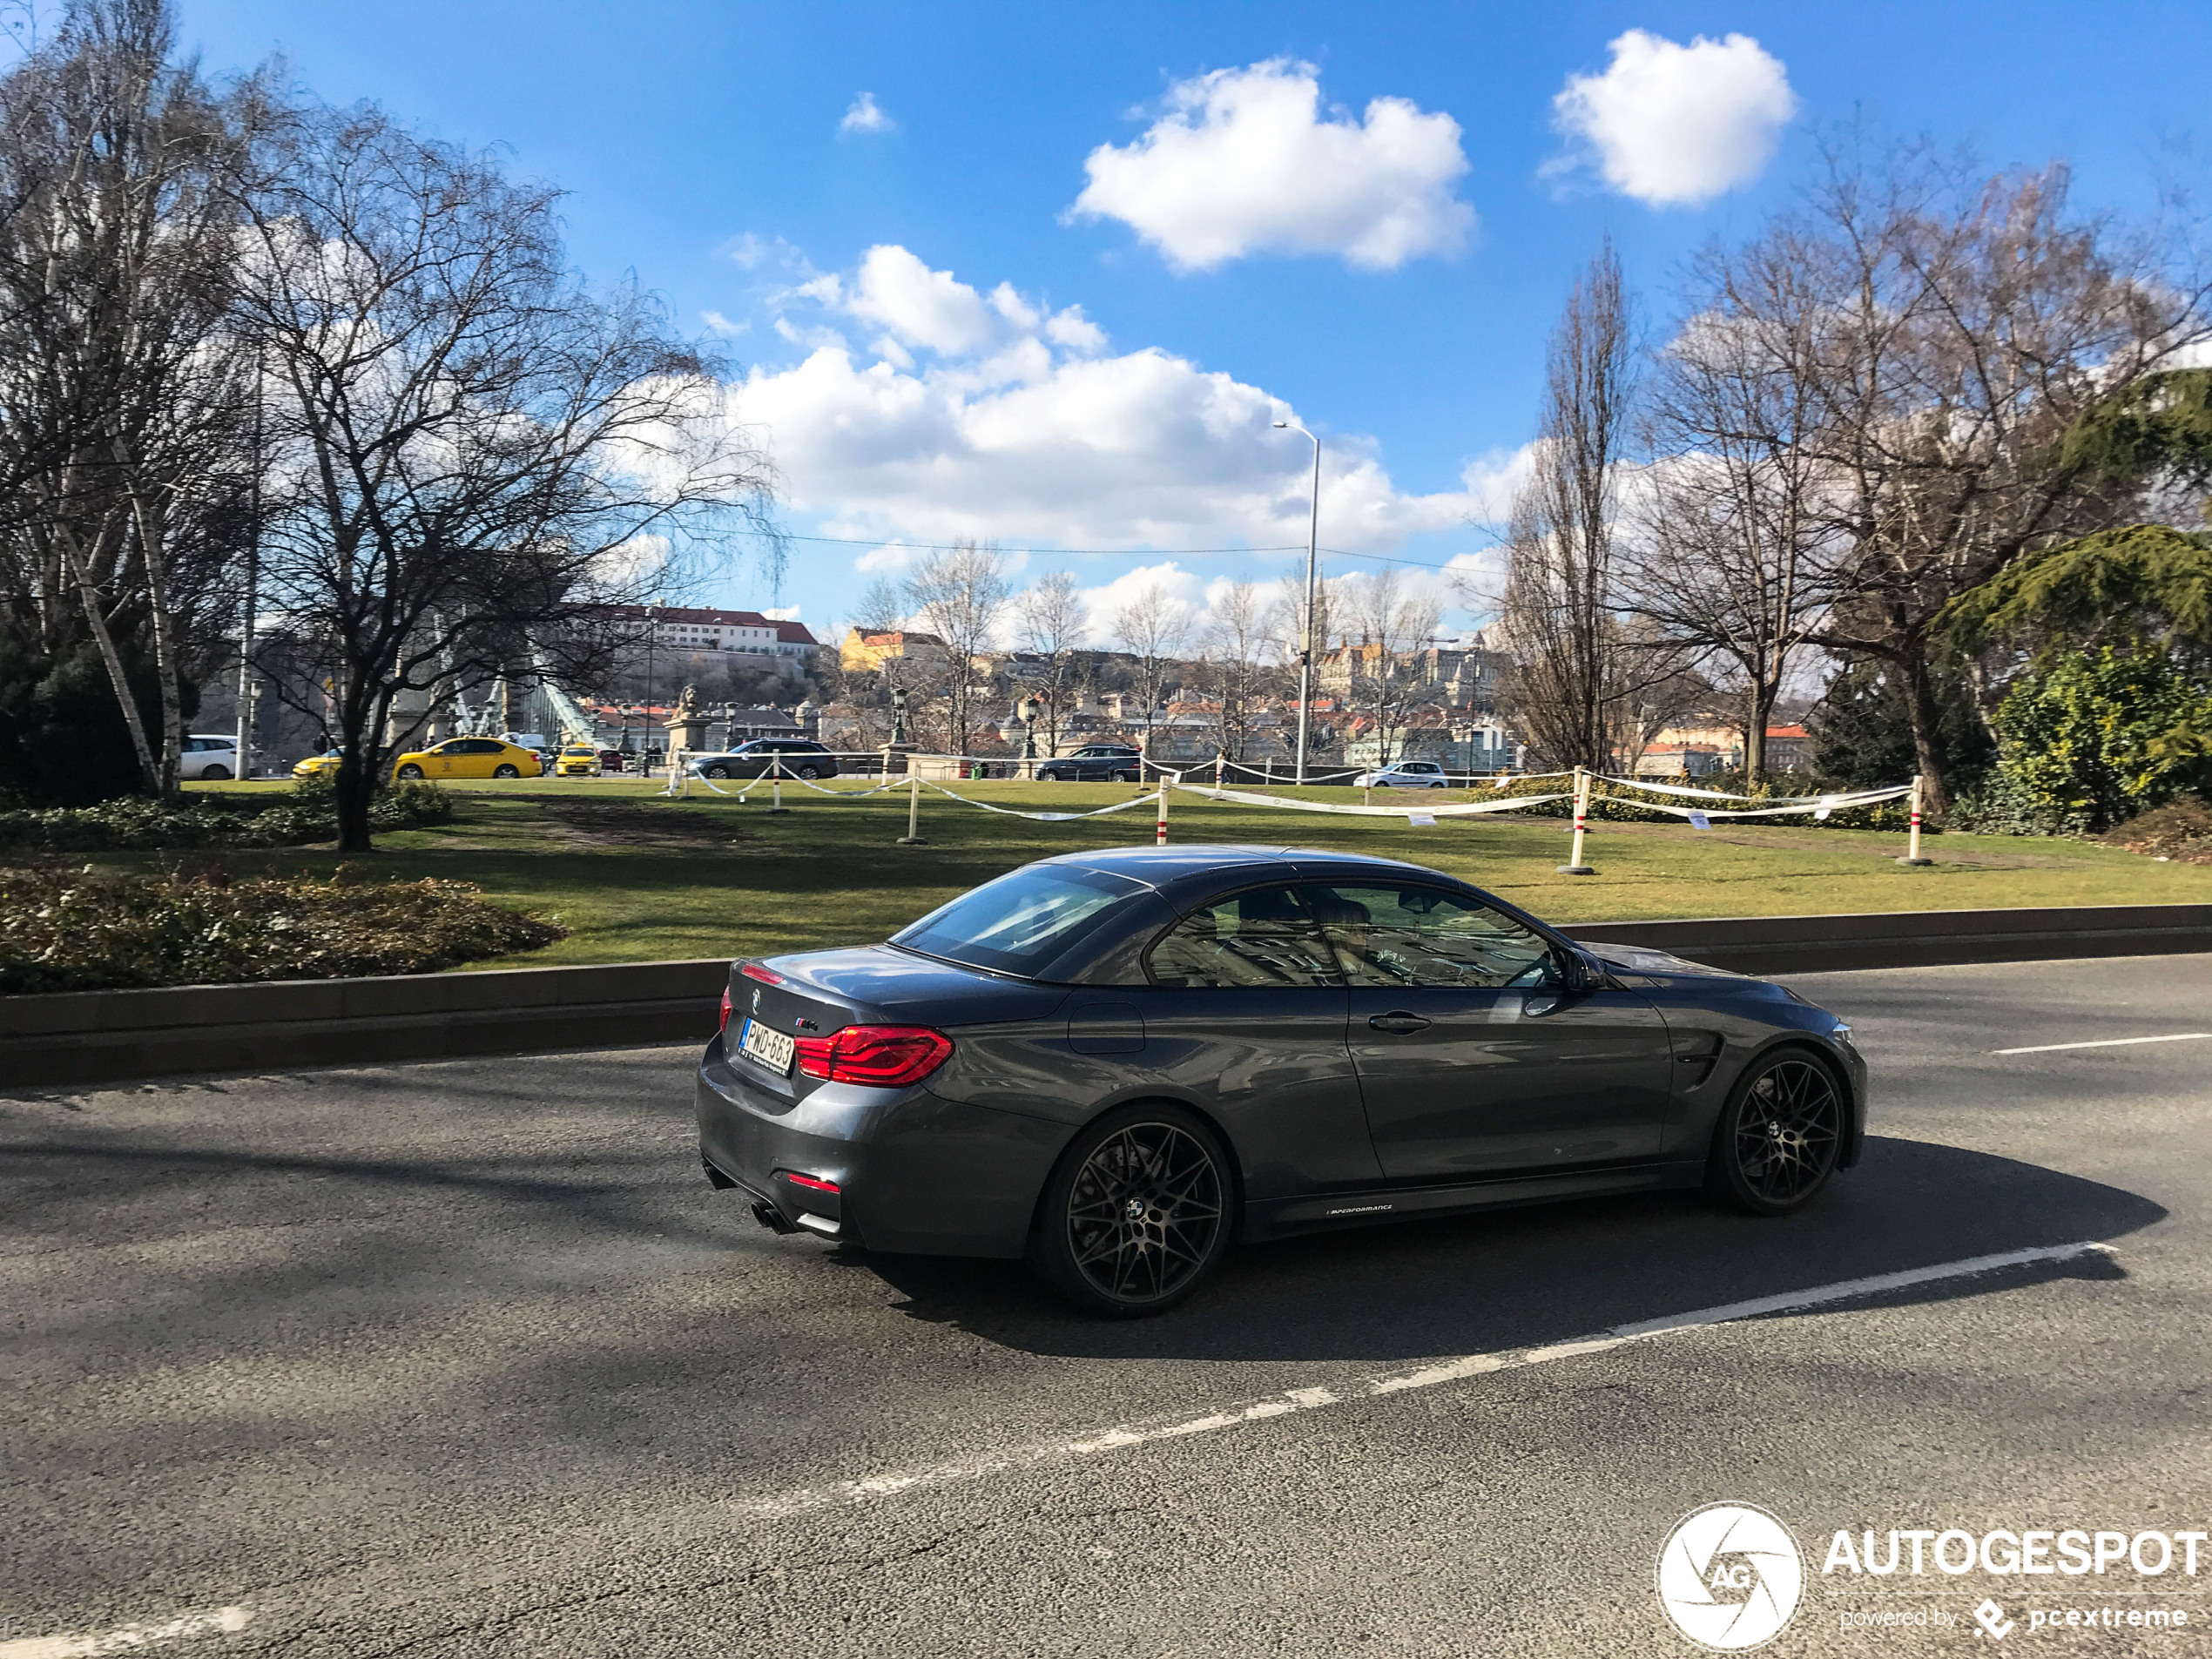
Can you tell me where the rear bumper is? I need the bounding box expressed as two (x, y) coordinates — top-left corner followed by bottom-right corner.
(694, 1035), (1067, 1258)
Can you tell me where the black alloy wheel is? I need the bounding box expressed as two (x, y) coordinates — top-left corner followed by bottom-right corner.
(1114, 769), (1139, 784)
(493, 764), (520, 778)
(795, 764), (825, 780)
(396, 764), (424, 780)
(1706, 1050), (1844, 1216)
(704, 764), (730, 779)
(1030, 1105), (1232, 1317)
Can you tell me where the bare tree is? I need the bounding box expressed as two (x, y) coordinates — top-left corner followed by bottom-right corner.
(1489, 239), (1685, 772)
(1623, 279), (1841, 778)
(0, 0), (253, 795)
(1341, 567), (1443, 766)
(1196, 578), (1276, 762)
(1014, 567), (1085, 755)
(853, 574), (906, 631)
(1743, 152), (2208, 806)
(1110, 579), (1188, 760)
(238, 102), (769, 850)
(903, 537), (1009, 756)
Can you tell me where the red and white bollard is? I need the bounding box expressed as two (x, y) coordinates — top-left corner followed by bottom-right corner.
(1557, 765), (1595, 875)
(1156, 772), (1170, 846)
(1899, 772), (1932, 866)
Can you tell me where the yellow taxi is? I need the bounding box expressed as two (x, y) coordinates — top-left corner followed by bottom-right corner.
(388, 737), (543, 781)
(293, 750), (341, 779)
(554, 744), (602, 778)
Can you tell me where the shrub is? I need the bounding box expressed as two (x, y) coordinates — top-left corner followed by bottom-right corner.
(0, 863), (566, 994)
(1973, 646), (2212, 834)
(0, 779), (451, 852)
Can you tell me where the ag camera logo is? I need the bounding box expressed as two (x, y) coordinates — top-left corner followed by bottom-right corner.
(1657, 1502), (1805, 1650)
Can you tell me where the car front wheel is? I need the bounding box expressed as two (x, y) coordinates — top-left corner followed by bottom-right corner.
(1028, 1104), (1234, 1318)
(1705, 1049), (1844, 1216)
(703, 765), (730, 779)
(396, 764), (423, 780)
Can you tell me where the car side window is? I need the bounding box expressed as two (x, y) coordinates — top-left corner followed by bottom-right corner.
(1300, 884), (1554, 990)
(1147, 885), (1342, 989)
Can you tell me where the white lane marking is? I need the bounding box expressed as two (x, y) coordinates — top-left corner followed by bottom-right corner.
(750, 1241), (2114, 1517)
(0, 1607), (252, 1659)
(1993, 1032), (2211, 1055)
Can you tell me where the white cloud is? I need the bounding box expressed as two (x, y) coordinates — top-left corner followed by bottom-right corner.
(840, 92), (894, 135)
(701, 309), (750, 337)
(853, 541), (919, 573)
(1548, 30), (1797, 207)
(762, 605), (802, 622)
(739, 245), (1487, 560)
(1074, 562), (1205, 646)
(1069, 58), (1474, 272)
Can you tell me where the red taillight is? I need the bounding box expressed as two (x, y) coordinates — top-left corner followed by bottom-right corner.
(719, 987), (732, 1033)
(793, 1025), (954, 1088)
(740, 962), (784, 987)
(779, 1170), (840, 1194)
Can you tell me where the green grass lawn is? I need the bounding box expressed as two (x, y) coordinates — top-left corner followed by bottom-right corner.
(162, 774), (2212, 971)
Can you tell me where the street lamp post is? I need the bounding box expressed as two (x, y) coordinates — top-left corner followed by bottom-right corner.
(1273, 421), (1321, 786)
(644, 597), (664, 772)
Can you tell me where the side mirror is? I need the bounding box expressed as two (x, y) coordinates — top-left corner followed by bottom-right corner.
(1557, 947), (1607, 993)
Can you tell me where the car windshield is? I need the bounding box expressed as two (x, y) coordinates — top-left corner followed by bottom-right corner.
(894, 865), (1147, 978)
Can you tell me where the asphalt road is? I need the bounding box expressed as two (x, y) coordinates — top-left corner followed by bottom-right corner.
(5, 954), (2210, 1657)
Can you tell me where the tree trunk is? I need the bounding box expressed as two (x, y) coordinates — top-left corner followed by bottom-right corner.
(123, 468), (184, 796)
(1898, 650), (1953, 815)
(1743, 685), (1773, 780)
(55, 518), (162, 793)
(333, 753), (377, 853)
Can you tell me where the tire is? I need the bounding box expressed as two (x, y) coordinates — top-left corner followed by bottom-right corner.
(704, 765), (730, 780)
(396, 764), (424, 780)
(795, 764), (825, 780)
(200, 764), (232, 781)
(493, 764), (520, 779)
(1114, 769), (1139, 784)
(1028, 1104), (1235, 1318)
(1704, 1049), (1845, 1216)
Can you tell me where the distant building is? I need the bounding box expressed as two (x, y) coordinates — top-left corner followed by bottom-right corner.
(840, 628), (950, 673)
(1647, 715), (1814, 773)
(1637, 744), (1729, 779)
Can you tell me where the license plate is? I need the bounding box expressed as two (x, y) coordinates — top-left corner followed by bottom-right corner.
(738, 1016), (795, 1075)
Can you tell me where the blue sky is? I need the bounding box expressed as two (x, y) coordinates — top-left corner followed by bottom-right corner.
(178, 1), (2212, 639)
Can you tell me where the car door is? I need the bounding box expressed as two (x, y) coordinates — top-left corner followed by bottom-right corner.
(1120, 881), (1379, 1193)
(1305, 880), (1673, 1180)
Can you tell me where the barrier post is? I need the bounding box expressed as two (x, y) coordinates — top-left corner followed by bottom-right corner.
(1557, 765), (1595, 874)
(897, 775), (925, 845)
(1215, 752), (1224, 790)
(1898, 772), (1932, 866)
(767, 759), (790, 814)
(1155, 771), (1170, 845)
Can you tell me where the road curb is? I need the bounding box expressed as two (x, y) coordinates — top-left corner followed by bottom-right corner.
(3, 905), (2209, 1087)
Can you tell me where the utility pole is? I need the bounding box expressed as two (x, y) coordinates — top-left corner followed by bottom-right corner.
(234, 358), (262, 777)
(1274, 421), (1321, 786)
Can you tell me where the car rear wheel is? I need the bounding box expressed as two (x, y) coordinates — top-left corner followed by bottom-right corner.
(1113, 768), (1139, 784)
(493, 764), (520, 778)
(396, 764), (423, 780)
(1029, 1104), (1234, 1318)
(1705, 1049), (1843, 1216)
(795, 764), (825, 780)
(200, 764), (232, 781)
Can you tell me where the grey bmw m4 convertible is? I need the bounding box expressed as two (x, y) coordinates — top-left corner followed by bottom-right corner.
(697, 845), (1865, 1317)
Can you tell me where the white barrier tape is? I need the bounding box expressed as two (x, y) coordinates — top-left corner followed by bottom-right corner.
(917, 780), (1163, 822)
(1602, 786), (1912, 820)
(1174, 784), (1575, 818)
(1593, 774), (1910, 810)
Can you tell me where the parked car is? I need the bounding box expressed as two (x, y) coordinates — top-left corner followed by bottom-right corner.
(555, 745), (603, 778)
(597, 749), (627, 773)
(293, 749), (341, 779)
(687, 738), (840, 781)
(698, 845), (1865, 1317)
(1352, 759), (1450, 789)
(178, 733), (240, 781)
(1036, 743), (1143, 783)
(389, 737), (543, 781)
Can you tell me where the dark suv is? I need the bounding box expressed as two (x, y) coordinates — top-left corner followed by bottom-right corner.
(1036, 743), (1143, 783)
(689, 738), (840, 781)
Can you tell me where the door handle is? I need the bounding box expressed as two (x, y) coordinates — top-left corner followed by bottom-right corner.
(1368, 1011), (1431, 1034)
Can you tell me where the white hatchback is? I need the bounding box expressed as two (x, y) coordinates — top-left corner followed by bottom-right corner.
(179, 734), (241, 780)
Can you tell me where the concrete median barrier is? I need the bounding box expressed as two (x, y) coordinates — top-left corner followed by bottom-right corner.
(3, 904), (2209, 1087)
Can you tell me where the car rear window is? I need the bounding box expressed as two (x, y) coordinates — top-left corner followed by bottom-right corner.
(894, 865), (1147, 978)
